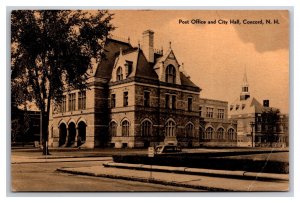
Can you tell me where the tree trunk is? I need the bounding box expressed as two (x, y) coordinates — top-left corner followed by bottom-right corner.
(42, 112), (50, 155)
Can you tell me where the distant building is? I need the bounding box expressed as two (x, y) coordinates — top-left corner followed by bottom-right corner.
(49, 30), (201, 148)
(228, 71), (289, 148)
(199, 98), (237, 147)
(11, 105), (40, 145)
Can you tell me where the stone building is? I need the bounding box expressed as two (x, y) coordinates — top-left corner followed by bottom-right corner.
(199, 98), (237, 147)
(228, 72), (289, 148)
(49, 30), (201, 148)
(11, 107), (41, 146)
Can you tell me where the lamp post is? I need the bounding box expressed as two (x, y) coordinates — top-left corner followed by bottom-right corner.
(250, 121), (255, 148)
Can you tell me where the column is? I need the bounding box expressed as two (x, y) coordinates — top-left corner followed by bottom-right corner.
(74, 127), (79, 147)
(62, 127), (69, 147)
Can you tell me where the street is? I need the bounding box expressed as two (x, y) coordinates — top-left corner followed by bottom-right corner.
(10, 148), (288, 192)
(11, 152), (200, 192)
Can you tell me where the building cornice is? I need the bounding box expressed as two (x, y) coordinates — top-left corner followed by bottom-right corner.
(108, 77), (200, 94)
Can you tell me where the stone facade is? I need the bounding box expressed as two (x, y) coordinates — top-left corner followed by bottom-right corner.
(49, 30), (201, 148)
(24, 30), (288, 150)
(199, 98), (237, 147)
(49, 87), (98, 148)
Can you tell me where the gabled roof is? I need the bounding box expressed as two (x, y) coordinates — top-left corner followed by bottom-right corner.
(154, 48), (179, 70)
(95, 37), (200, 90)
(112, 48), (159, 81)
(229, 96), (265, 115)
(152, 48), (200, 89)
(95, 38), (132, 80)
(229, 96), (281, 118)
(113, 48), (139, 77)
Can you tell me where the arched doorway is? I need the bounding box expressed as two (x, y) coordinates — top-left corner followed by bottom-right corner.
(77, 121), (86, 146)
(59, 123), (67, 147)
(68, 122), (76, 147)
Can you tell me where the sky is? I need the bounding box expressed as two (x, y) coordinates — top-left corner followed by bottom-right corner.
(110, 10), (289, 113)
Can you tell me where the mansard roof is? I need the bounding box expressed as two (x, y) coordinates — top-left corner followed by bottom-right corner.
(135, 50), (159, 80)
(95, 38), (133, 80)
(95, 38), (200, 91)
(179, 72), (199, 89)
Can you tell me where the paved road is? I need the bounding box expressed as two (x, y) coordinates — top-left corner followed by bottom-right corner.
(11, 159), (200, 192)
(11, 148), (147, 158)
(10, 148), (288, 192)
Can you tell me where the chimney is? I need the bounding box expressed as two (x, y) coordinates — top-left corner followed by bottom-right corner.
(263, 100), (269, 107)
(142, 30), (154, 63)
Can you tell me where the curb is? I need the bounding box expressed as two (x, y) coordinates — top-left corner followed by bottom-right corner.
(56, 168), (234, 192)
(103, 162), (289, 181)
(11, 157), (112, 164)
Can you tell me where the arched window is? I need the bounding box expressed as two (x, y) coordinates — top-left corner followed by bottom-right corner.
(205, 127), (214, 140)
(217, 128), (225, 140)
(141, 120), (152, 136)
(185, 123), (194, 137)
(165, 120), (176, 137)
(109, 121), (117, 137)
(117, 67), (123, 81)
(122, 120), (129, 137)
(228, 128), (235, 140)
(165, 65), (176, 83)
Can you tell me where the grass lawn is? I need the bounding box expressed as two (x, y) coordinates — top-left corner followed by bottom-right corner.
(218, 152), (288, 162)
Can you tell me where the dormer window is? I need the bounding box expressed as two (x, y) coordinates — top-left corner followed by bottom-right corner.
(230, 105), (233, 111)
(117, 66), (123, 81)
(165, 65), (176, 84)
(236, 105), (239, 110)
(125, 61), (133, 77)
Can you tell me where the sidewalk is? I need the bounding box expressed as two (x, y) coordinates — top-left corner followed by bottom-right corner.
(11, 155), (112, 164)
(104, 162), (289, 181)
(57, 162), (289, 192)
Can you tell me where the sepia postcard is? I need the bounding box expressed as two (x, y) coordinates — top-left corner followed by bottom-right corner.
(10, 10), (289, 193)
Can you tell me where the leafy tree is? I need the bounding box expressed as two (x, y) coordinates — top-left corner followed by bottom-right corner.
(11, 10), (114, 154)
(260, 108), (280, 146)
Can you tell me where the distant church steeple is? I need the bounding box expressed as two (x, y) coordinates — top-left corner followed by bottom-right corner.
(240, 68), (250, 101)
